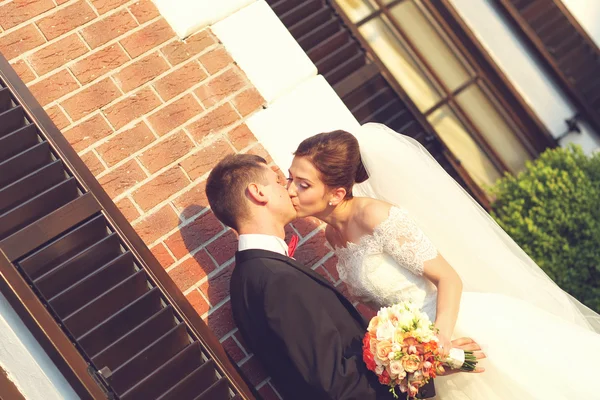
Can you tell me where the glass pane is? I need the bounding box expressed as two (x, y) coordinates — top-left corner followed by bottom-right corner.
(428, 106), (502, 188)
(390, 1), (472, 91)
(359, 16), (442, 112)
(456, 84), (531, 174)
(335, 0), (378, 23)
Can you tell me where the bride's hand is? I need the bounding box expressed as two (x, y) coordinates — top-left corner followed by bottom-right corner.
(436, 333), (452, 359)
(439, 337), (486, 376)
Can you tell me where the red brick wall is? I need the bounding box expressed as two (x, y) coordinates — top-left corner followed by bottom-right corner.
(0, 1), (368, 398)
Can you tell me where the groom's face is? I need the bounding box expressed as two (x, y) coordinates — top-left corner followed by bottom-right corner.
(262, 165), (297, 224)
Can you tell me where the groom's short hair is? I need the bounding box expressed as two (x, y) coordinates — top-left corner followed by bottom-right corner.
(206, 154), (269, 231)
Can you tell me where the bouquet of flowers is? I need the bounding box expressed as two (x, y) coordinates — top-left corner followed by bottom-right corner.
(362, 302), (477, 399)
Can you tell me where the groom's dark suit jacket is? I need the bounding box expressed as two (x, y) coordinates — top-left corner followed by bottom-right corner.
(231, 249), (435, 400)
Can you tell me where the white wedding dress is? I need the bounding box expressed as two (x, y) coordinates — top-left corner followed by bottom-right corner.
(332, 122), (600, 399)
(335, 206), (600, 399)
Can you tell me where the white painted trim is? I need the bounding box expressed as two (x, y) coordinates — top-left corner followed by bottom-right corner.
(212, 0), (317, 104)
(153, 0), (255, 38)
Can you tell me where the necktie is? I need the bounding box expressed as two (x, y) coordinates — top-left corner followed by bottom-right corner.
(287, 234), (299, 258)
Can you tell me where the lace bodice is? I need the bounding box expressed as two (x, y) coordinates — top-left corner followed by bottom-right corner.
(335, 207), (439, 317)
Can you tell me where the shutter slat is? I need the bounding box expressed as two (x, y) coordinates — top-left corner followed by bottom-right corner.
(0, 177), (77, 240)
(0, 87), (11, 112)
(92, 305), (176, 371)
(350, 87), (395, 120)
(121, 342), (203, 400)
(0, 105), (25, 137)
(34, 233), (121, 298)
(307, 29), (349, 61)
(49, 251), (135, 317)
(0, 141), (51, 187)
(194, 378), (231, 400)
(78, 287), (162, 356)
(63, 269), (149, 338)
(315, 40), (360, 76)
(291, 7), (332, 40)
(19, 214), (107, 279)
(0, 124), (39, 162)
(0, 160), (64, 213)
(279, 0), (321, 26)
(157, 359), (220, 400)
(109, 324), (190, 394)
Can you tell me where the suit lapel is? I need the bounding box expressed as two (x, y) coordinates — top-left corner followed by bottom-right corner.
(236, 249), (367, 327)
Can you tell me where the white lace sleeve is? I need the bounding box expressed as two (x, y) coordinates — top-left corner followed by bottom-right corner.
(374, 207), (438, 276)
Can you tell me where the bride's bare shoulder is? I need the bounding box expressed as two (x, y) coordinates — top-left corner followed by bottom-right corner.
(354, 198), (394, 232)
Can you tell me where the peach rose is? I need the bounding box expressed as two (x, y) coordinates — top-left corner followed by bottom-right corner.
(376, 340), (393, 362)
(367, 316), (381, 333)
(401, 354), (421, 373)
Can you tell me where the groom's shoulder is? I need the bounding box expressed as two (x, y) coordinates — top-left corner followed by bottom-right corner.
(233, 253), (296, 281)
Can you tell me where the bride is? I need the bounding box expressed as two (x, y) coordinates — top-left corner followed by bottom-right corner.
(286, 123), (600, 399)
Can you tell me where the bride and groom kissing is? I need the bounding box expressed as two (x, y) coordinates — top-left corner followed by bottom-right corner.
(206, 124), (600, 399)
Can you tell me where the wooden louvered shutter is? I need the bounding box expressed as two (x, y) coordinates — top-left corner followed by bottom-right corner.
(266, 0), (480, 201)
(0, 55), (254, 400)
(495, 0), (600, 132)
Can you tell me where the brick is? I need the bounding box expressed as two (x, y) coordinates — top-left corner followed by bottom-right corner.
(115, 197), (140, 222)
(138, 130), (194, 173)
(63, 114), (112, 153)
(294, 230), (331, 267)
(315, 265), (334, 283)
(153, 60), (207, 101)
(291, 217), (322, 238)
(356, 303), (377, 321)
(61, 78), (120, 121)
(120, 18), (174, 59)
(199, 46), (233, 75)
(186, 103), (238, 142)
(112, 52), (169, 93)
(147, 94), (202, 136)
(168, 256), (208, 292)
(0, 24), (46, 61)
(89, 0), (129, 14)
(200, 263), (233, 305)
(258, 383), (282, 400)
(29, 69), (79, 106)
(133, 204), (180, 245)
(180, 139), (233, 181)
(164, 211), (223, 258)
(232, 88), (264, 117)
(36, 1), (95, 41)
(194, 67), (245, 108)
(322, 255), (340, 282)
(186, 290), (209, 316)
(245, 143), (273, 164)
(98, 159), (146, 198)
(80, 9), (137, 49)
(28, 34), (88, 76)
(221, 335), (245, 364)
(45, 105), (70, 130)
(160, 29), (214, 66)
(103, 87), (161, 130)
(0, 0), (54, 30)
(132, 166), (190, 211)
(239, 356), (269, 387)
(10, 59), (35, 83)
(150, 242), (175, 269)
(70, 44), (129, 85)
(80, 150), (105, 176)
(56, 0), (69, 4)
(228, 124), (256, 151)
(128, 0), (159, 24)
(205, 230), (237, 266)
(205, 300), (234, 338)
(97, 122), (154, 166)
(172, 180), (208, 220)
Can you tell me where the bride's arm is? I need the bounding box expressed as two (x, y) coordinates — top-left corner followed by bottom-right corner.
(423, 255), (462, 357)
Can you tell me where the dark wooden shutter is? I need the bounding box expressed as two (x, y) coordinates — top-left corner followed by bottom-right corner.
(0, 55), (254, 400)
(266, 0), (483, 202)
(495, 0), (600, 132)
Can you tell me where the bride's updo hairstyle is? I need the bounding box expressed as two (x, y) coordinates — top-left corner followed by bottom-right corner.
(294, 130), (368, 199)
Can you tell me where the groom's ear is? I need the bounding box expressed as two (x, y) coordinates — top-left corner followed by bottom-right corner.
(247, 182), (268, 205)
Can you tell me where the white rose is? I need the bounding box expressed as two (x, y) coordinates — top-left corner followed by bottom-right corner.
(376, 320), (396, 341)
(390, 361), (406, 379)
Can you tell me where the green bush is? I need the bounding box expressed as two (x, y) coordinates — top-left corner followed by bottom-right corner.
(490, 144), (600, 312)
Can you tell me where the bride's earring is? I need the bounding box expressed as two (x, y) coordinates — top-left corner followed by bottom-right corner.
(328, 201), (332, 206)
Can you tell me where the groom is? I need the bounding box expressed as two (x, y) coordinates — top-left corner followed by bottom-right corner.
(207, 154), (445, 399)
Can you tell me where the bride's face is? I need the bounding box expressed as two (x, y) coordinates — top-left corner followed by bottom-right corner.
(287, 156), (331, 218)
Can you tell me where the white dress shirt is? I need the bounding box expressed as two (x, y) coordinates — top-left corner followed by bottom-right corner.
(238, 234), (289, 256)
